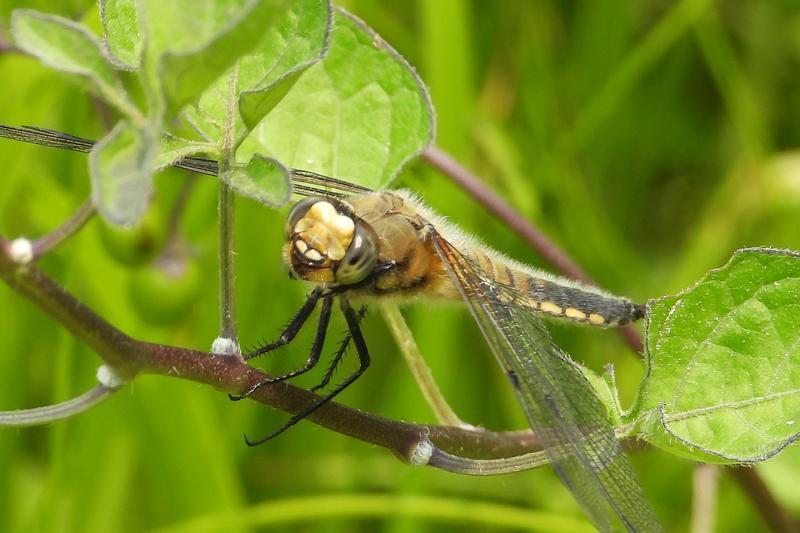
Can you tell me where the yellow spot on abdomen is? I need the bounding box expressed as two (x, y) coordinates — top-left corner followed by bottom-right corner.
(564, 308), (586, 320)
(540, 301), (562, 315)
(588, 313), (606, 325)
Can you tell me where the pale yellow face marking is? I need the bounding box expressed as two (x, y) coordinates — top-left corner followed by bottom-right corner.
(330, 215), (355, 242)
(540, 301), (562, 315)
(293, 218), (313, 234)
(588, 313), (606, 325)
(290, 200), (357, 266)
(326, 236), (346, 261)
(305, 249), (323, 262)
(308, 201), (338, 223)
(306, 201), (355, 245)
(564, 307), (586, 320)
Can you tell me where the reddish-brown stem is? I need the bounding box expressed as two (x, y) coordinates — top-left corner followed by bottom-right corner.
(0, 235), (542, 463)
(0, 30), (24, 56)
(422, 147), (590, 282)
(728, 467), (799, 533)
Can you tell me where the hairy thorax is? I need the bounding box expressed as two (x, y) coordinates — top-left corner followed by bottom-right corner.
(345, 191), (456, 300)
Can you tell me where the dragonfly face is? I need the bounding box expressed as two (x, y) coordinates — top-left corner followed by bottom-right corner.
(283, 196), (379, 285)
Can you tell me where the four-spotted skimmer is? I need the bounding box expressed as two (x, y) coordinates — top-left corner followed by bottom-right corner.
(0, 124), (661, 531)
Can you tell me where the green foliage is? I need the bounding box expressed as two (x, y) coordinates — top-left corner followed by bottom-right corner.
(128, 254), (202, 325)
(10, 0), (432, 225)
(99, 0), (141, 69)
(1, 1), (800, 532)
(634, 248), (800, 463)
(11, 9), (134, 115)
(238, 9), (435, 189)
(89, 121), (154, 225)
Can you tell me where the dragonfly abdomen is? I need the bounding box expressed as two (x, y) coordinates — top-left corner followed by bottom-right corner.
(525, 276), (644, 326)
(472, 252), (644, 327)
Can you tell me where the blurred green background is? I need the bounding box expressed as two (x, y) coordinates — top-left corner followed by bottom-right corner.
(2, 0), (800, 531)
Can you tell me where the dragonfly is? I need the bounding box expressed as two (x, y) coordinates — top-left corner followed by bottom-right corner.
(0, 124), (661, 532)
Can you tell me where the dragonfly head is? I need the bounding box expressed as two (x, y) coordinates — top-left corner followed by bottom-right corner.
(283, 197), (379, 286)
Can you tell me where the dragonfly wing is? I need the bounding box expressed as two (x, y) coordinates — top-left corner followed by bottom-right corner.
(290, 169), (373, 197)
(0, 125), (374, 197)
(431, 232), (660, 532)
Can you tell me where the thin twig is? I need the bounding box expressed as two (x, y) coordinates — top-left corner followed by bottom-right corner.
(728, 467), (799, 533)
(0, 41), (23, 55)
(422, 147), (590, 282)
(30, 199), (95, 259)
(691, 463), (719, 533)
(429, 446), (549, 475)
(166, 175), (197, 245)
(381, 305), (466, 427)
(0, 384), (118, 426)
(0, 29), (25, 56)
(90, 95), (116, 131)
(218, 182), (238, 342)
(422, 146), (643, 354)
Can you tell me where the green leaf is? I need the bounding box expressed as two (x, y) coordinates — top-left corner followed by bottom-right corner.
(90, 122), (156, 226)
(583, 365), (624, 428)
(136, 0), (290, 116)
(184, 0), (331, 142)
(222, 153), (291, 206)
(238, 8), (435, 190)
(634, 247), (800, 463)
(155, 135), (216, 171)
(179, 0), (331, 207)
(238, 0), (332, 128)
(160, 0), (292, 115)
(100, 0), (142, 69)
(11, 9), (138, 118)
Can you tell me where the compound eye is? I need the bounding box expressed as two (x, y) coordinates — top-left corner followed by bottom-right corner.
(335, 220), (379, 285)
(284, 197), (324, 238)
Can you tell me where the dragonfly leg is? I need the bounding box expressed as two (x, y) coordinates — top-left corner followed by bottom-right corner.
(228, 295), (333, 401)
(242, 287), (327, 361)
(244, 300), (371, 446)
(309, 306), (367, 392)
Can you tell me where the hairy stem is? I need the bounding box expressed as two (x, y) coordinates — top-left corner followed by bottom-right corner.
(0, 29), (24, 56)
(217, 70), (240, 344)
(218, 181), (237, 341)
(0, 237), (142, 376)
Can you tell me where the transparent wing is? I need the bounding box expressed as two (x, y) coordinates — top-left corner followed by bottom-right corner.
(0, 125), (373, 198)
(431, 232), (660, 532)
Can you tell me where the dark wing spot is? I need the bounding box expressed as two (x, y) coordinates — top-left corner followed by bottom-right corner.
(507, 369), (521, 390)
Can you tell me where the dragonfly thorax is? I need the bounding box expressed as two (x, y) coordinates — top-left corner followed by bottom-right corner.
(283, 197), (379, 285)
